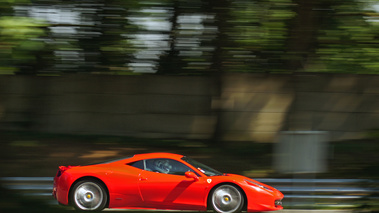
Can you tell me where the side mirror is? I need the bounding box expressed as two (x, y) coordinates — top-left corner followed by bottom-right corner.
(185, 171), (199, 181)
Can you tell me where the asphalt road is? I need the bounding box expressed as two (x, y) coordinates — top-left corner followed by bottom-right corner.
(99, 210), (353, 213)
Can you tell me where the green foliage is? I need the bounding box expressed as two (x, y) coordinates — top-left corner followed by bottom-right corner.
(0, 0), (30, 18)
(1, 0), (379, 74)
(0, 0), (29, 3)
(0, 17), (48, 73)
(231, 0), (295, 49)
(0, 17), (46, 38)
(307, 0), (379, 73)
(225, 0), (295, 72)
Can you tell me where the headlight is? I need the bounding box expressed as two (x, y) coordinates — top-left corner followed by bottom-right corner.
(245, 179), (273, 192)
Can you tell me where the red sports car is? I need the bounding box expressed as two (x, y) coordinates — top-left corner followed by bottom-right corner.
(53, 153), (283, 212)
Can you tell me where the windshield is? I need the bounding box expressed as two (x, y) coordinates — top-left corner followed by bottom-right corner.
(181, 157), (223, 176)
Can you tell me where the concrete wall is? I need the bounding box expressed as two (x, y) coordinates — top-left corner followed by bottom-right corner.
(1, 74), (379, 142)
(287, 74), (379, 141)
(0, 75), (214, 139)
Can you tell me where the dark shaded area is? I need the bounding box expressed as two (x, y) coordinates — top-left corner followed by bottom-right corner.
(0, 186), (68, 213)
(0, 131), (269, 177)
(1, 131), (379, 179)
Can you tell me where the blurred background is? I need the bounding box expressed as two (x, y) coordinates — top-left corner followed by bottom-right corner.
(1, 0), (379, 212)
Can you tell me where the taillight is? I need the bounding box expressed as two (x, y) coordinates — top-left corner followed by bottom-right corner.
(56, 165), (77, 177)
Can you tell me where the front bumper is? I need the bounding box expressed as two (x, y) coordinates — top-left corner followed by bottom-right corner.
(245, 185), (284, 212)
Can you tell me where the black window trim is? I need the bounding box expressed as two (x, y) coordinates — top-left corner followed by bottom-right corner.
(129, 158), (201, 177)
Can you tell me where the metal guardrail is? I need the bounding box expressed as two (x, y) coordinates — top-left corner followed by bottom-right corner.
(0, 177), (54, 199)
(255, 178), (379, 208)
(1, 177), (378, 209)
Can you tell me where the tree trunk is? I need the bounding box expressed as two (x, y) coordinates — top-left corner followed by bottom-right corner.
(286, 0), (327, 71)
(207, 0), (231, 146)
(157, 1), (183, 74)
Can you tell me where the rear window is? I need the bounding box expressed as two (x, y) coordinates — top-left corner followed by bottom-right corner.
(129, 160), (144, 170)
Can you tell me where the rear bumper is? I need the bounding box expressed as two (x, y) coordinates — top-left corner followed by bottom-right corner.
(53, 173), (72, 205)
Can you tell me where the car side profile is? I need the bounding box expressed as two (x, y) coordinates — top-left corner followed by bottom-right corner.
(53, 153), (283, 212)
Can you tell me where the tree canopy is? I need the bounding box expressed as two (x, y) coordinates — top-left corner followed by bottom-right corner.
(0, 0), (378, 74)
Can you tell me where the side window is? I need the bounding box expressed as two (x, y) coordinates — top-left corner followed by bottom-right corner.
(145, 158), (195, 176)
(129, 160), (144, 170)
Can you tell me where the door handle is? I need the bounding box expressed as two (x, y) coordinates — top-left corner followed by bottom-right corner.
(140, 177), (148, 181)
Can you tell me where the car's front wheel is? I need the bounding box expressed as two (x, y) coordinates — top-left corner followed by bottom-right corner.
(210, 184), (244, 213)
(70, 179), (107, 211)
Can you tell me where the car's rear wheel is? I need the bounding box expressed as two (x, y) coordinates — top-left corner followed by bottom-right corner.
(210, 184), (244, 213)
(71, 179), (107, 211)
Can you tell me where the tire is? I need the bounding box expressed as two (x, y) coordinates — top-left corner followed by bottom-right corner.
(210, 184), (244, 213)
(70, 179), (107, 211)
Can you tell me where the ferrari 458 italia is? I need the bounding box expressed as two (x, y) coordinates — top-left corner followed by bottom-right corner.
(53, 153), (283, 212)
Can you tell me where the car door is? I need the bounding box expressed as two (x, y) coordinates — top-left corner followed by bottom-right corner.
(138, 158), (207, 210)
(105, 164), (144, 208)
